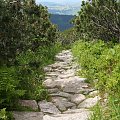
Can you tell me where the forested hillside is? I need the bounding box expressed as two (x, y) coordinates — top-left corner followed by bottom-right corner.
(50, 14), (74, 31)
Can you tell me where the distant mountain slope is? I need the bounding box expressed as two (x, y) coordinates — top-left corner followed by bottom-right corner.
(50, 14), (74, 31)
(40, 2), (81, 15)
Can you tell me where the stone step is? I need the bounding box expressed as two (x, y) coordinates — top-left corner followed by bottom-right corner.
(13, 50), (100, 120)
(13, 112), (43, 120)
(43, 109), (91, 120)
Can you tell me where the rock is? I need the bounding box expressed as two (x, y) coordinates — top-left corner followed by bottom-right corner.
(89, 91), (99, 97)
(38, 101), (61, 114)
(18, 100), (38, 111)
(50, 92), (72, 99)
(83, 89), (95, 95)
(78, 96), (101, 108)
(48, 62), (67, 69)
(58, 73), (75, 79)
(45, 76), (52, 80)
(56, 54), (72, 58)
(61, 69), (75, 74)
(70, 94), (86, 104)
(62, 66), (72, 70)
(13, 112), (43, 120)
(44, 67), (53, 72)
(43, 79), (56, 88)
(55, 55), (73, 62)
(48, 88), (59, 94)
(63, 108), (90, 114)
(43, 110), (91, 120)
(62, 77), (88, 94)
(51, 97), (76, 111)
(46, 72), (59, 77)
(73, 76), (86, 82)
(44, 77), (87, 94)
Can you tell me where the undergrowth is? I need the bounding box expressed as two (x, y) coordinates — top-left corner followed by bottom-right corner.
(72, 40), (120, 120)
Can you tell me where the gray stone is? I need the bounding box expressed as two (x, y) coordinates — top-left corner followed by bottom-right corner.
(55, 55), (73, 62)
(58, 73), (75, 79)
(62, 77), (89, 94)
(13, 112), (43, 120)
(48, 88), (59, 94)
(50, 92), (72, 99)
(70, 94), (86, 104)
(18, 100), (38, 111)
(78, 96), (101, 108)
(46, 72), (59, 77)
(38, 101), (61, 114)
(62, 66), (72, 70)
(83, 89), (95, 95)
(48, 62), (67, 69)
(43, 110), (91, 120)
(52, 97), (76, 111)
(43, 79), (56, 88)
(44, 76), (52, 80)
(89, 91), (99, 97)
(63, 108), (90, 114)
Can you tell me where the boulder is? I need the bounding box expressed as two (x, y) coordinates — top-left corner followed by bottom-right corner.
(13, 112), (43, 120)
(70, 94), (86, 104)
(18, 100), (38, 111)
(38, 101), (61, 114)
(78, 96), (101, 108)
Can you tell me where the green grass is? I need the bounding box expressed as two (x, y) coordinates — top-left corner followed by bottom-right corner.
(72, 40), (120, 120)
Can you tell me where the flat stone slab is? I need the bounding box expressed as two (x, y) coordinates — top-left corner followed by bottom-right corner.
(62, 77), (89, 94)
(55, 55), (73, 62)
(43, 110), (91, 120)
(48, 62), (68, 69)
(18, 100), (38, 111)
(70, 94), (86, 104)
(13, 112), (43, 120)
(38, 101), (61, 114)
(43, 79), (56, 88)
(48, 88), (60, 94)
(78, 96), (101, 108)
(50, 92), (72, 99)
(52, 97), (76, 111)
(58, 73), (75, 79)
(63, 109), (90, 114)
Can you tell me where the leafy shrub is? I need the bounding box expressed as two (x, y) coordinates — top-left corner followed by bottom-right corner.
(0, 0), (57, 65)
(0, 67), (25, 108)
(0, 108), (13, 120)
(0, 108), (7, 120)
(58, 28), (78, 48)
(15, 43), (62, 100)
(0, 0), (60, 111)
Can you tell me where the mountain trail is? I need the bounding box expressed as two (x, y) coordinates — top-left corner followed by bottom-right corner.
(13, 50), (100, 120)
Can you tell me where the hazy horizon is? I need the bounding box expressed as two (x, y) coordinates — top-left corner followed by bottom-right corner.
(36, 0), (83, 5)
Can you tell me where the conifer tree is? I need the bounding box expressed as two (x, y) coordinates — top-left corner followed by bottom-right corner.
(73, 0), (120, 42)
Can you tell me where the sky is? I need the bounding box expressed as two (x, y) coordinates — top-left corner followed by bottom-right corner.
(36, 0), (83, 5)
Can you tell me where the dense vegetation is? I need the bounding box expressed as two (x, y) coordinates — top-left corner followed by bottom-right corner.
(73, 0), (120, 42)
(72, 41), (120, 119)
(0, 0), (62, 118)
(50, 14), (74, 31)
(72, 0), (120, 119)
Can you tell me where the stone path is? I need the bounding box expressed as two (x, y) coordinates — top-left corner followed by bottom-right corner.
(13, 50), (100, 120)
